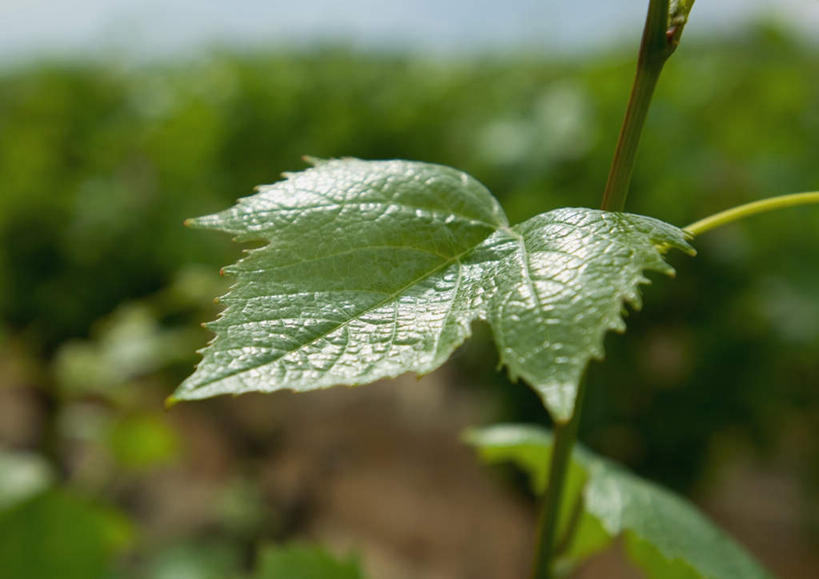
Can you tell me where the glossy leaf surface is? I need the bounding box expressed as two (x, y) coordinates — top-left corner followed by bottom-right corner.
(465, 424), (771, 578)
(172, 159), (692, 420)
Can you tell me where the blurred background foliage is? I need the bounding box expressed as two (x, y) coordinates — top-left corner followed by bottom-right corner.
(0, 20), (818, 578)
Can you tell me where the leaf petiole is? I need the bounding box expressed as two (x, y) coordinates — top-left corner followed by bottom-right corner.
(531, 376), (587, 579)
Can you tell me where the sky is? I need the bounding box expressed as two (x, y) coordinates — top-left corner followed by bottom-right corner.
(1, 0), (817, 65)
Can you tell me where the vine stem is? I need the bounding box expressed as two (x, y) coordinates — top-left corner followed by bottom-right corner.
(531, 2), (697, 575)
(601, 0), (676, 212)
(684, 191), (819, 236)
(531, 376), (587, 579)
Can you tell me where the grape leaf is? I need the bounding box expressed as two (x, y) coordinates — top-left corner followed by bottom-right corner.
(465, 424), (771, 579)
(171, 159), (693, 420)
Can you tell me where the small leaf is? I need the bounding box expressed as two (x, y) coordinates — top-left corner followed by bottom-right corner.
(0, 490), (133, 579)
(173, 159), (692, 420)
(465, 424), (771, 579)
(107, 414), (180, 471)
(255, 543), (363, 579)
(143, 540), (243, 579)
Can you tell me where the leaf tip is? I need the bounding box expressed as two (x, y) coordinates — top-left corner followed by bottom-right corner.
(672, 233), (698, 257)
(302, 155), (327, 166)
(185, 214), (224, 231)
(164, 395), (180, 410)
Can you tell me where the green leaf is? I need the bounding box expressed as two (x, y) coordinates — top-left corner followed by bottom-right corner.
(107, 413), (180, 471)
(172, 159), (692, 420)
(0, 489), (133, 579)
(143, 540), (243, 579)
(254, 543), (363, 579)
(465, 424), (771, 579)
(478, 209), (693, 419)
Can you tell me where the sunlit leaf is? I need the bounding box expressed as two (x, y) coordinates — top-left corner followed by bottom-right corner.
(172, 159), (692, 420)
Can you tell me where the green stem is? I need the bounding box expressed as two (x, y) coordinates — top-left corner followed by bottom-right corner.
(601, 0), (675, 212)
(684, 192), (819, 237)
(531, 376), (588, 579)
(531, 2), (698, 576)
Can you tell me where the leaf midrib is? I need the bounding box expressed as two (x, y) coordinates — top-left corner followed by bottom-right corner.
(228, 243), (455, 275)
(224, 198), (502, 233)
